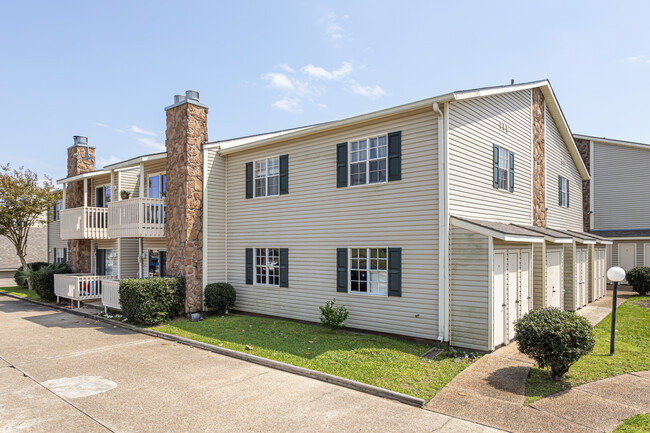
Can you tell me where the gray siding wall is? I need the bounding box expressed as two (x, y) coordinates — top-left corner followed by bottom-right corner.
(545, 106), (583, 231)
(448, 89), (533, 224)
(212, 109), (440, 340)
(611, 240), (646, 270)
(592, 141), (650, 230)
(119, 239), (139, 278)
(532, 243), (545, 309)
(204, 149), (227, 284)
(449, 226), (489, 350)
(563, 243), (574, 311)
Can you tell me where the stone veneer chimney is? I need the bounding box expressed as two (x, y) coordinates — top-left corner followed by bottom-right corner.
(66, 136), (95, 273)
(164, 91), (208, 313)
(574, 137), (591, 231)
(532, 88), (546, 228)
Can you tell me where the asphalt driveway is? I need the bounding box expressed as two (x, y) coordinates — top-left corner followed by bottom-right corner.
(0, 296), (501, 433)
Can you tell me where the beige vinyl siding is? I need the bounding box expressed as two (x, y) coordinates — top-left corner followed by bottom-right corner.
(217, 109), (440, 340)
(563, 243), (575, 311)
(449, 226), (489, 351)
(47, 220), (67, 263)
(118, 167), (139, 198)
(143, 238), (166, 251)
(611, 240), (645, 270)
(545, 105), (583, 231)
(119, 239), (139, 278)
(532, 243), (545, 309)
(592, 141), (650, 230)
(447, 89), (533, 224)
(204, 149), (227, 284)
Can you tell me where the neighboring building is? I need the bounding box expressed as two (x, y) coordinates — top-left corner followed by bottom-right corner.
(0, 220), (47, 287)
(47, 198), (68, 264)
(575, 134), (650, 279)
(51, 81), (611, 352)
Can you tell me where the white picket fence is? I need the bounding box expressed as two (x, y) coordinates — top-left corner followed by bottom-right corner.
(108, 197), (166, 238)
(54, 274), (117, 308)
(101, 280), (121, 313)
(60, 207), (109, 240)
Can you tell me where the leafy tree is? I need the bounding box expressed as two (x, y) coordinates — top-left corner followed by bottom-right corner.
(0, 164), (60, 290)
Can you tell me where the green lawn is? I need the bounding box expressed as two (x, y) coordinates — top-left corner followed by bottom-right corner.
(526, 296), (650, 404)
(0, 286), (43, 301)
(614, 414), (650, 433)
(153, 314), (478, 401)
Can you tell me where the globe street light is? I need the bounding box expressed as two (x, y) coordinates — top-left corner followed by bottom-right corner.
(606, 266), (626, 356)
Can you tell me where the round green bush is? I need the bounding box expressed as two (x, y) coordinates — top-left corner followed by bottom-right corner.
(119, 277), (185, 325)
(14, 262), (49, 288)
(204, 282), (236, 314)
(625, 266), (650, 295)
(515, 308), (595, 380)
(32, 263), (71, 301)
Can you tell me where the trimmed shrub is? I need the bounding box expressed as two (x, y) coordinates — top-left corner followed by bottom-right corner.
(14, 262), (49, 288)
(515, 308), (595, 380)
(319, 298), (349, 330)
(625, 266), (650, 295)
(31, 263), (72, 301)
(204, 282), (236, 314)
(119, 277), (185, 325)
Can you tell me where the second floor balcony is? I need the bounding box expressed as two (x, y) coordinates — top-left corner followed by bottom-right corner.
(60, 207), (109, 240)
(108, 197), (166, 238)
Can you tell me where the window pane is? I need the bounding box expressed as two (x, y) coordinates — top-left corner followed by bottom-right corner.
(350, 162), (367, 186)
(369, 159), (386, 183)
(255, 178), (266, 197)
(268, 176), (279, 196)
(268, 157), (279, 176)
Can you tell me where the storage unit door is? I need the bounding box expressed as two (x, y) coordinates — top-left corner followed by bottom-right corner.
(492, 252), (506, 348)
(547, 251), (562, 308)
(507, 252), (519, 342)
(645, 244), (650, 267)
(520, 251), (531, 317)
(596, 248), (606, 298)
(619, 244), (636, 283)
(578, 249), (587, 308)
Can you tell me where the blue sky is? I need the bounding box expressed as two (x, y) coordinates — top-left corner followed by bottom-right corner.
(1, 0), (649, 181)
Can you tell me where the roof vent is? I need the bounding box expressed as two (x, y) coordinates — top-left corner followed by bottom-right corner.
(511, 79), (515, 85)
(174, 94), (186, 104)
(185, 90), (199, 101)
(73, 136), (88, 146)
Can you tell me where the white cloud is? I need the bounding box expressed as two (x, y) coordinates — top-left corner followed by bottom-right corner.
(628, 55), (644, 61)
(322, 12), (344, 42)
(348, 80), (386, 99)
(262, 72), (295, 90)
(271, 98), (302, 113)
(301, 62), (353, 80)
(278, 64), (295, 73)
(129, 125), (157, 136)
(136, 137), (165, 151)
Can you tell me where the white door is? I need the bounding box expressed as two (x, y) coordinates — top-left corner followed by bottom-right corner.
(596, 248), (606, 298)
(493, 252), (506, 348)
(619, 244), (636, 283)
(644, 244), (650, 267)
(507, 252), (519, 342)
(520, 251), (531, 317)
(577, 249), (587, 308)
(547, 251), (562, 308)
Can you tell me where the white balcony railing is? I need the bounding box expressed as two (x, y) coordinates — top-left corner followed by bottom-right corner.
(101, 280), (121, 313)
(108, 198), (166, 238)
(54, 274), (117, 307)
(60, 207), (109, 240)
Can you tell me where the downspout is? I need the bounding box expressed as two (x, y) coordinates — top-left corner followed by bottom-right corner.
(433, 102), (448, 343)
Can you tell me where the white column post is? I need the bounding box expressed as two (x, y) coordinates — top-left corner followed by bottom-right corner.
(139, 163), (145, 198)
(62, 183), (67, 209)
(117, 171), (122, 201)
(138, 238), (142, 278)
(83, 178), (88, 207)
(110, 170), (115, 203)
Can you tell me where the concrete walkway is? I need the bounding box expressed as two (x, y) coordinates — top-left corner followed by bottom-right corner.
(0, 295), (503, 433)
(427, 288), (646, 433)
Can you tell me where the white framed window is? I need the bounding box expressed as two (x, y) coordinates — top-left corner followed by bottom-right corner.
(350, 247), (388, 296)
(559, 176), (569, 207)
(349, 135), (388, 186)
(147, 172), (167, 199)
(497, 147), (510, 191)
(52, 199), (62, 221)
(95, 185), (111, 208)
(254, 157), (280, 197)
(54, 248), (67, 264)
(255, 248), (280, 286)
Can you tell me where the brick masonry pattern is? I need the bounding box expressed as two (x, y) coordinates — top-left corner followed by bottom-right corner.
(532, 88), (546, 228)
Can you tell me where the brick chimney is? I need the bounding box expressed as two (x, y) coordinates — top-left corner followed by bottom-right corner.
(574, 137), (591, 232)
(164, 91), (208, 313)
(66, 136), (95, 273)
(532, 88), (546, 228)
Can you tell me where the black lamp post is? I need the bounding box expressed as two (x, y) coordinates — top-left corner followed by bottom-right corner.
(606, 266), (626, 356)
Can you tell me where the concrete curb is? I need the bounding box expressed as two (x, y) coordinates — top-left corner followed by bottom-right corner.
(0, 292), (425, 408)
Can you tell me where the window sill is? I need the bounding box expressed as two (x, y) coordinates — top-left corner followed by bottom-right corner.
(347, 180), (389, 189)
(346, 291), (389, 298)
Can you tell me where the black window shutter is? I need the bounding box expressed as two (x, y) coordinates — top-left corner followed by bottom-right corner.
(336, 142), (348, 188)
(336, 248), (348, 292)
(387, 131), (402, 181)
(509, 151), (514, 193)
(493, 144), (499, 188)
(245, 248), (253, 284)
(388, 248), (402, 297)
(245, 162), (253, 199)
(279, 154), (289, 195)
(279, 248), (289, 287)
(566, 179), (569, 207)
(558, 175), (562, 206)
